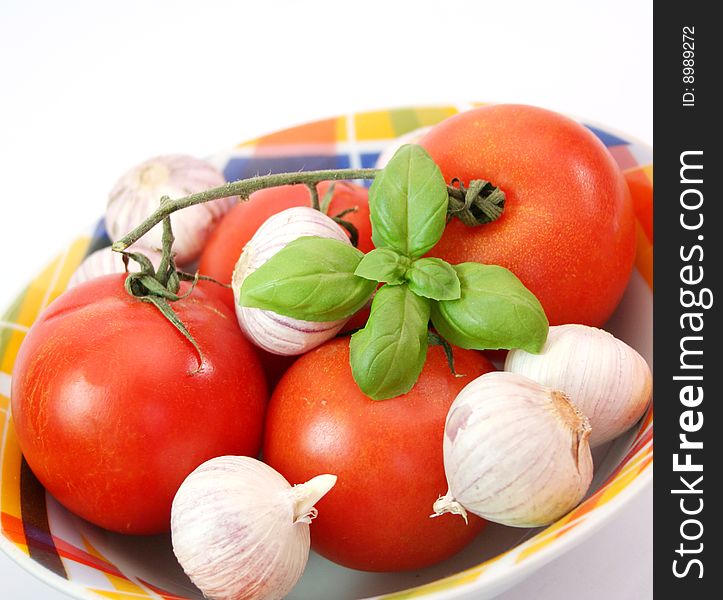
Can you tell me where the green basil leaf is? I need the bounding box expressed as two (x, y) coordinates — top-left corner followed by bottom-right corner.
(369, 144), (448, 259)
(355, 248), (411, 284)
(239, 236), (376, 322)
(431, 263), (548, 352)
(405, 257), (461, 300)
(350, 284), (431, 400)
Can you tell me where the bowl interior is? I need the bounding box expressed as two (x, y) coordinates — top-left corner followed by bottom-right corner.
(0, 104), (653, 600)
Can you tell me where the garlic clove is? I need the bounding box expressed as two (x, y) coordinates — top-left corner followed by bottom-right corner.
(505, 324), (652, 446)
(106, 154), (234, 266)
(434, 371), (593, 528)
(232, 206), (354, 356)
(171, 456), (335, 600)
(67, 246), (163, 289)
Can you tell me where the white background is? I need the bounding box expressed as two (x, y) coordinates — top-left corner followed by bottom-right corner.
(0, 1), (652, 598)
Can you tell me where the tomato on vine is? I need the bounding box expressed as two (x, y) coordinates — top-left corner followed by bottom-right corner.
(11, 266), (267, 534)
(420, 104), (636, 327)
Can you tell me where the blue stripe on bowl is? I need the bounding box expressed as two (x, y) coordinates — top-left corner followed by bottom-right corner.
(585, 125), (630, 147)
(223, 155), (352, 183)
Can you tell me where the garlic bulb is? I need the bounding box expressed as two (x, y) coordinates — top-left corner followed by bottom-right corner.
(171, 456), (336, 600)
(106, 155), (233, 265)
(433, 371), (593, 528)
(374, 126), (432, 168)
(505, 324), (652, 447)
(67, 246), (163, 289)
(232, 206), (353, 356)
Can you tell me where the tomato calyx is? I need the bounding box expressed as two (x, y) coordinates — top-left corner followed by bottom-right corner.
(122, 203), (207, 372)
(447, 178), (506, 227)
(124, 263), (205, 374)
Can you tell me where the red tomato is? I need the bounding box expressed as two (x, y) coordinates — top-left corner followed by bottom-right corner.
(198, 180), (374, 309)
(420, 104), (636, 327)
(11, 274), (267, 534)
(263, 338), (494, 572)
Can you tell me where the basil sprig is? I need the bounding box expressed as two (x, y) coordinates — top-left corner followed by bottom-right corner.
(237, 144), (549, 401)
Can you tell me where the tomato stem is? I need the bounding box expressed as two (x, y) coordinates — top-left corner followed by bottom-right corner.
(306, 183), (321, 211)
(154, 199), (179, 290)
(447, 179), (506, 226)
(112, 168), (380, 253)
(111, 168), (507, 254)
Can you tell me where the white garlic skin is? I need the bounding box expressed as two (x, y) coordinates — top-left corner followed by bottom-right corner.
(106, 155), (233, 265)
(67, 246), (163, 289)
(171, 456), (336, 600)
(505, 324), (652, 447)
(435, 371), (593, 528)
(232, 206), (353, 356)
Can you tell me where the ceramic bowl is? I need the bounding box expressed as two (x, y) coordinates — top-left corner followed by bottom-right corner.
(0, 103), (652, 600)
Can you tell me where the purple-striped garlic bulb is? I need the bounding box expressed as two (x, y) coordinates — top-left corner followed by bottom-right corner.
(433, 371), (593, 528)
(67, 246), (163, 289)
(232, 206), (354, 356)
(505, 324), (652, 447)
(106, 154), (233, 265)
(171, 456), (336, 600)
